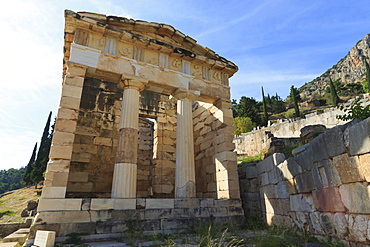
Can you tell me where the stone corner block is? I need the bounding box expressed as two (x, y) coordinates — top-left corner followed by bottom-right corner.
(41, 187), (66, 199)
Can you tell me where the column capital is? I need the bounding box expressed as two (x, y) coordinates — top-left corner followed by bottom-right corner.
(119, 74), (148, 91)
(172, 88), (200, 101)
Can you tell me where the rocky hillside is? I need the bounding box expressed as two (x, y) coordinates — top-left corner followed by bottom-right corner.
(299, 33), (370, 99)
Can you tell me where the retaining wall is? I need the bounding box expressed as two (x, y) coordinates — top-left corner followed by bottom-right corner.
(234, 95), (370, 156)
(239, 117), (370, 246)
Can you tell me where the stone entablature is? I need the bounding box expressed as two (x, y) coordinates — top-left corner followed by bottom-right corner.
(64, 10), (237, 103)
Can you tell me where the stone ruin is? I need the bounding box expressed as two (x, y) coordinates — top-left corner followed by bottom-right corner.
(27, 10), (244, 243)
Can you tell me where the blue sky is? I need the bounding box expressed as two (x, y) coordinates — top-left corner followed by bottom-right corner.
(1, 0), (370, 170)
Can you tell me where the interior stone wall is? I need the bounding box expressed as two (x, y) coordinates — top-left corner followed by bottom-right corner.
(239, 117), (370, 246)
(65, 77), (177, 197)
(192, 100), (239, 199)
(137, 117), (154, 198)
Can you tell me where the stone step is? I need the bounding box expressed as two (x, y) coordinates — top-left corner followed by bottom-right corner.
(0, 242), (20, 247)
(2, 228), (30, 246)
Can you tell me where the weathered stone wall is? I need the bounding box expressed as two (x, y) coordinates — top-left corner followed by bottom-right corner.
(234, 96), (370, 156)
(0, 222), (31, 238)
(192, 100), (239, 199)
(137, 118), (154, 198)
(239, 118), (370, 245)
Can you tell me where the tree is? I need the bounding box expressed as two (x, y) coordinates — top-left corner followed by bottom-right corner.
(363, 59), (370, 93)
(232, 117), (255, 135)
(233, 96), (262, 125)
(31, 112), (53, 187)
(270, 93), (287, 114)
(289, 86), (301, 118)
(261, 87), (268, 125)
(23, 142), (37, 186)
(329, 78), (340, 106)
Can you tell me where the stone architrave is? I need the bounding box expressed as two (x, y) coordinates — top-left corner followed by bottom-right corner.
(111, 78), (147, 198)
(173, 88), (199, 198)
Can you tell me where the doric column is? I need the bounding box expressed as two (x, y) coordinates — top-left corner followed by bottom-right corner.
(173, 88), (198, 198)
(111, 78), (147, 198)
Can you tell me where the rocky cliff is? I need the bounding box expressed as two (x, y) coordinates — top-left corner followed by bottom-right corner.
(299, 33), (370, 99)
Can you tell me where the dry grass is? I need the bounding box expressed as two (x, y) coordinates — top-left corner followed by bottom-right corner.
(0, 187), (40, 223)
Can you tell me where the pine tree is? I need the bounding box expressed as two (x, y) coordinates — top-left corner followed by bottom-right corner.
(23, 142), (37, 186)
(329, 78), (340, 106)
(290, 86), (301, 118)
(31, 112), (52, 187)
(262, 87), (268, 125)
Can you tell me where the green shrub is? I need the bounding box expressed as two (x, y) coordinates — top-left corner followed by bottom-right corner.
(336, 98), (370, 120)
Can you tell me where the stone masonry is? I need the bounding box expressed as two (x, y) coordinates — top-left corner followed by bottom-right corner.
(239, 117), (370, 246)
(28, 10), (243, 244)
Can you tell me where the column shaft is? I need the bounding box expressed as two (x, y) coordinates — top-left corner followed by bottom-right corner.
(174, 90), (197, 198)
(111, 80), (145, 198)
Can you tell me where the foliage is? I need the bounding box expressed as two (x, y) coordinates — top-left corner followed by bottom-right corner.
(232, 97), (262, 126)
(232, 117), (255, 135)
(0, 168), (26, 194)
(289, 86), (301, 117)
(0, 210), (16, 216)
(237, 153), (263, 166)
(261, 87), (268, 126)
(23, 112), (54, 187)
(336, 97), (370, 121)
(329, 78), (340, 106)
(23, 143), (37, 186)
(270, 93), (287, 114)
(363, 59), (370, 93)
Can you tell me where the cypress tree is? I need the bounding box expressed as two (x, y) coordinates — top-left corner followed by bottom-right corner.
(23, 142), (37, 186)
(31, 112), (52, 187)
(363, 60), (370, 93)
(329, 78), (340, 106)
(290, 86), (300, 118)
(262, 87), (268, 125)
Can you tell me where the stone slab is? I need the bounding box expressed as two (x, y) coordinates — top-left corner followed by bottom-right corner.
(347, 118), (370, 155)
(145, 199), (174, 209)
(312, 187), (345, 212)
(40, 187), (66, 199)
(37, 198), (82, 211)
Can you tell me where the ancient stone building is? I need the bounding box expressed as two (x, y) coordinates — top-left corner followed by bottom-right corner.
(29, 10), (243, 240)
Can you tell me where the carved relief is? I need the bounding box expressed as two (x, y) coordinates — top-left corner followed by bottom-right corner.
(147, 57), (158, 65)
(213, 72), (220, 81)
(192, 64), (202, 77)
(119, 47), (132, 57)
(171, 59), (181, 69)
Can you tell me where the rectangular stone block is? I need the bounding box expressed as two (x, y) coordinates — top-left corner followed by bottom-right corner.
(34, 230), (56, 247)
(321, 126), (346, 158)
(174, 199), (198, 208)
(46, 159), (70, 172)
(339, 183), (370, 213)
(68, 172), (89, 182)
(49, 145), (73, 160)
(295, 171), (315, 193)
(290, 194), (314, 212)
(59, 96), (81, 110)
(347, 118), (370, 155)
(113, 199), (136, 210)
(64, 75), (85, 87)
(51, 131), (75, 146)
(44, 172), (69, 187)
(38, 198), (82, 211)
(333, 153), (363, 183)
(146, 199), (174, 209)
(144, 208), (174, 220)
(41, 187), (66, 199)
(54, 119), (77, 133)
(313, 187), (345, 212)
(37, 211), (90, 223)
(61, 84), (83, 98)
